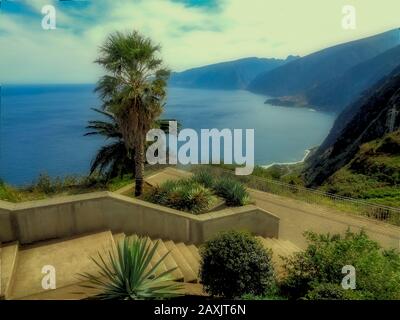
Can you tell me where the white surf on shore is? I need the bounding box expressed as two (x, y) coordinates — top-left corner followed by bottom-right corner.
(261, 149), (311, 169)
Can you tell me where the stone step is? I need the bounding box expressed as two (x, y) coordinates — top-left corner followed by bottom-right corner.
(270, 238), (292, 257)
(257, 236), (274, 248)
(175, 242), (200, 278)
(258, 236), (291, 258)
(112, 233), (126, 248)
(145, 237), (168, 276)
(164, 241), (197, 283)
(187, 244), (201, 262)
(153, 239), (184, 282)
(256, 236), (276, 251)
(273, 239), (300, 257)
(0, 242), (19, 299)
(256, 236), (301, 278)
(9, 231), (115, 299)
(282, 240), (301, 254)
(15, 280), (102, 300)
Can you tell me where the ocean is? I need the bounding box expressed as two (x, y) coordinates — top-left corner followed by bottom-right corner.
(0, 85), (335, 185)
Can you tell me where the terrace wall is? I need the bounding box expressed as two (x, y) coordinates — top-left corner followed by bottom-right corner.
(0, 192), (279, 245)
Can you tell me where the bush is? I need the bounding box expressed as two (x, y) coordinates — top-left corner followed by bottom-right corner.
(34, 173), (58, 194)
(144, 179), (214, 214)
(303, 283), (362, 300)
(0, 180), (22, 202)
(191, 169), (215, 189)
(281, 230), (400, 300)
(241, 282), (286, 300)
(199, 231), (275, 298)
(212, 177), (250, 206)
(0, 172), (113, 203)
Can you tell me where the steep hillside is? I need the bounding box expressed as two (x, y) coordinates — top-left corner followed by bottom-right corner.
(320, 130), (400, 207)
(306, 44), (400, 112)
(169, 56), (298, 90)
(248, 29), (400, 111)
(304, 66), (400, 188)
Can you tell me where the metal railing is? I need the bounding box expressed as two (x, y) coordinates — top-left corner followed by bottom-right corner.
(189, 166), (400, 226)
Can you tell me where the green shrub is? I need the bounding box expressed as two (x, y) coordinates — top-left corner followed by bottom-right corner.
(34, 173), (57, 194)
(191, 169), (215, 189)
(241, 293), (286, 300)
(0, 180), (22, 202)
(0, 172), (120, 203)
(106, 174), (133, 191)
(212, 177), (250, 206)
(199, 231), (275, 298)
(62, 175), (80, 188)
(281, 230), (400, 300)
(145, 179), (214, 214)
(241, 283), (286, 300)
(303, 283), (362, 300)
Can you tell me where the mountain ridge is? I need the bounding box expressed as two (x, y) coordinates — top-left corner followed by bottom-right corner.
(248, 28), (400, 112)
(306, 44), (400, 111)
(169, 56), (299, 90)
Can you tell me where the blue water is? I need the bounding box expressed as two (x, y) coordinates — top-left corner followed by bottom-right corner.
(0, 85), (335, 185)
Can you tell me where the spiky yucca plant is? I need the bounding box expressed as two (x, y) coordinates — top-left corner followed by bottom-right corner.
(79, 237), (182, 300)
(212, 177), (251, 206)
(191, 169), (215, 189)
(145, 179), (214, 214)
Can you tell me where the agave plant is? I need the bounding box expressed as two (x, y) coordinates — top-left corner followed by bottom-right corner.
(145, 179), (214, 214)
(79, 237), (182, 300)
(191, 168), (215, 189)
(213, 177), (251, 206)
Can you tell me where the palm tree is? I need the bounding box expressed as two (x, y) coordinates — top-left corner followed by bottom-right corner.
(85, 108), (179, 180)
(95, 30), (170, 196)
(79, 237), (182, 300)
(85, 108), (132, 179)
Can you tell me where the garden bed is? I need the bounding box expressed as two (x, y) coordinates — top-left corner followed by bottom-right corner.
(141, 169), (252, 214)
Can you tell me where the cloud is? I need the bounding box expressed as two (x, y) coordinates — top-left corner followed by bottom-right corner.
(0, 0), (399, 83)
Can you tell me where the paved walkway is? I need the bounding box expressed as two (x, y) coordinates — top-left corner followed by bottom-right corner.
(142, 168), (400, 250)
(249, 189), (399, 249)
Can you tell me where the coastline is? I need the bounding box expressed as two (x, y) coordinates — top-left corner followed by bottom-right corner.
(261, 149), (312, 169)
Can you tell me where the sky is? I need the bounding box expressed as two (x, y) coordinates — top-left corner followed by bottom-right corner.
(0, 0), (399, 84)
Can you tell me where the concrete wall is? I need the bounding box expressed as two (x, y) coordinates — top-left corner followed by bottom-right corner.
(0, 201), (15, 242)
(0, 192), (280, 245)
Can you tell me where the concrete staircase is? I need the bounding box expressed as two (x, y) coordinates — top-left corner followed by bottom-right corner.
(0, 242), (19, 300)
(256, 236), (301, 278)
(3, 231), (116, 300)
(0, 231), (300, 299)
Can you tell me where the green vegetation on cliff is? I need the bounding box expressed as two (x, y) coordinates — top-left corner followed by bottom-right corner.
(320, 130), (400, 207)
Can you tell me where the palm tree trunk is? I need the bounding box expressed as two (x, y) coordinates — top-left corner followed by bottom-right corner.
(134, 136), (145, 197)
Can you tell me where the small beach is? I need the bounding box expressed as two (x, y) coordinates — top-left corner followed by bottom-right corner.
(261, 148), (312, 169)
